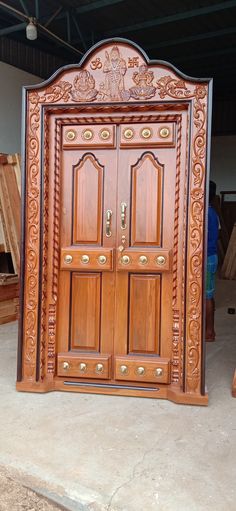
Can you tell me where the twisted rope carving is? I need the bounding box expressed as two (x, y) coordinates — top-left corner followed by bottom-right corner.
(52, 120), (61, 302)
(171, 116), (182, 384)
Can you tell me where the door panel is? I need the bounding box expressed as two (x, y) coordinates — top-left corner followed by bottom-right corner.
(70, 273), (101, 351)
(72, 153), (103, 245)
(128, 274), (161, 355)
(57, 123), (117, 363)
(131, 152), (163, 246)
(57, 119), (176, 385)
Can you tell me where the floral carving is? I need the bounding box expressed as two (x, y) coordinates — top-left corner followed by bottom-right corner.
(156, 76), (192, 99)
(70, 70), (98, 102)
(129, 64), (156, 99)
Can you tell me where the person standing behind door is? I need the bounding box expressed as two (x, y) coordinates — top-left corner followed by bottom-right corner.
(205, 180), (219, 341)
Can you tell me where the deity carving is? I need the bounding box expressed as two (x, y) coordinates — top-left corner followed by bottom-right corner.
(98, 46), (130, 101)
(129, 64), (156, 99)
(70, 70), (98, 102)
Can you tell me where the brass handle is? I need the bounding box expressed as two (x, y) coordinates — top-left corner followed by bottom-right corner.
(105, 209), (112, 237)
(121, 202), (127, 230)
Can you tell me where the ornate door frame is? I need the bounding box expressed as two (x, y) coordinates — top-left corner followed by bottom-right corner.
(17, 38), (212, 405)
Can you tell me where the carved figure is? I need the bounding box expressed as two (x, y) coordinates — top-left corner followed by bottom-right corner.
(129, 64), (156, 99)
(102, 46), (129, 101)
(70, 70), (98, 102)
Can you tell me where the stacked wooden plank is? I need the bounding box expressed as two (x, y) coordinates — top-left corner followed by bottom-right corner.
(0, 153), (21, 324)
(221, 223), (236, 280)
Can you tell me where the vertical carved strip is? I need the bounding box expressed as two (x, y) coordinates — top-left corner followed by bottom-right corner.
(46, 120), (61, 375)
(23, 93), (41, 380)
(186, 86), (207, 393)
(171, 116), (182, 383)
(40, 111), (49, 380)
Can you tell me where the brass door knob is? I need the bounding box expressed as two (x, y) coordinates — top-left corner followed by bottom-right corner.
(120, 364), (128, 375)
(139, 255), (148, 265)
(155, 367), (163, 377)
(64, 254), (73, 264)
(79, 362), (87, 372)
(137, 366), (145, 375)
(121, 255), (130, 265)
(95, 363), (104, 373)
(156, 255), (166, 265)
(81, 255), (90, 264)
(63, 361), (70, 370)
(98, 255), (107, 265)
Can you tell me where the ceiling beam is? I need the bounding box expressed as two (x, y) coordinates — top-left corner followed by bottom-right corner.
(44, 6), (63, 28)
(146, 26), (236, 50)
(72, 15), (87, 51)
(19, 0), (29, 16)
(0, 21), (26, 36)
(75, 0), (124, 14)
(175, 46), (236, 63)
(105, 0), (236, 36)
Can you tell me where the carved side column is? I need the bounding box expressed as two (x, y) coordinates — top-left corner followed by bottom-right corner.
(185, 86), (208, 394)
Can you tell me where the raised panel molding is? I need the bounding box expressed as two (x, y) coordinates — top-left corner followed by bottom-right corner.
(128, 274), (161, 355)
(73, 153), (103, 245)
(131, 152), (163, 246)
(70, 273), (101, 351)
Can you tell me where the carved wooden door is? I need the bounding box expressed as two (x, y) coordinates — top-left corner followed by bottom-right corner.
(57, 119), (177, 389)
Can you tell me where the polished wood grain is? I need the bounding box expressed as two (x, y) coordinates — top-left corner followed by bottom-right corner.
(129, 274), (160, 354)
(73, 153), (103, 245)
(57, 353), (111, 378)
(114, 356), (170, 384)
(131, 152), (163, 246)
(18, 39), (211, 404)
(70, 273), (101, 351)
(61, 247), (113, 271)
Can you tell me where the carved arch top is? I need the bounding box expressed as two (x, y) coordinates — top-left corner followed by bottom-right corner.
(25, 39), (211, 106)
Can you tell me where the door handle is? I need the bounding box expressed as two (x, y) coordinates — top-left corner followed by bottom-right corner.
(105, 209), (112, 237)
(120, 202), (127, 230)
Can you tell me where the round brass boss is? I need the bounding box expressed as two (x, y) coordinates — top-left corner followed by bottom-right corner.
(141, 127), (152, 139)
(64, 254), (73, 264)
(136, 366), (145, 376)
(98, 255), (107, 265)
(79, 362), (87, 372)
(100, 129), (110, 140)
(155, 367), (163, 377)
(123, 128), (134, 140)
(65, 129), (76, 141)
(156, 255), (166, 265)
(95, 363), (104, 373)
(63, 361), (70, 370)
(120, 365), (128, 375)
(82, 129), (94, 141)
(159, 127), (170, 138)
(81, 255), (90, 264)
(121, 255), (130, 265)
(139, 255), (148, 265)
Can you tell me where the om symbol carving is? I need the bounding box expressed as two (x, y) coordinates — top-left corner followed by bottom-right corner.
(90, 57), (102, 70)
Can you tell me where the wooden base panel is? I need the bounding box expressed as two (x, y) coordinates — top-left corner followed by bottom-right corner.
(16, 379), (208, 405)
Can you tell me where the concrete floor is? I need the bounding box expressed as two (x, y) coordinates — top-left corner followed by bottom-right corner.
(0, 279), (235, 511)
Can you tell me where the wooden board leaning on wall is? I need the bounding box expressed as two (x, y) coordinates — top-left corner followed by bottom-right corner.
(0, 154), (21, 325)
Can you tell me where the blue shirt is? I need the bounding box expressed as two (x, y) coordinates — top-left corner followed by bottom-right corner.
(207, 205), (219, 257)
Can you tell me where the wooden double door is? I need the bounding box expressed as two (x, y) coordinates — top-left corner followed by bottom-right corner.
(57, 118), (177, 390)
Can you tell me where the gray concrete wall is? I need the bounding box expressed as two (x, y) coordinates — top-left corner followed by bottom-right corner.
(210, 135), (236, 193)
(0, 61), (42, 154)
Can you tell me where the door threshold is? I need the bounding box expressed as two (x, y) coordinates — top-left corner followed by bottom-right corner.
(63, 381), (159, 392)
